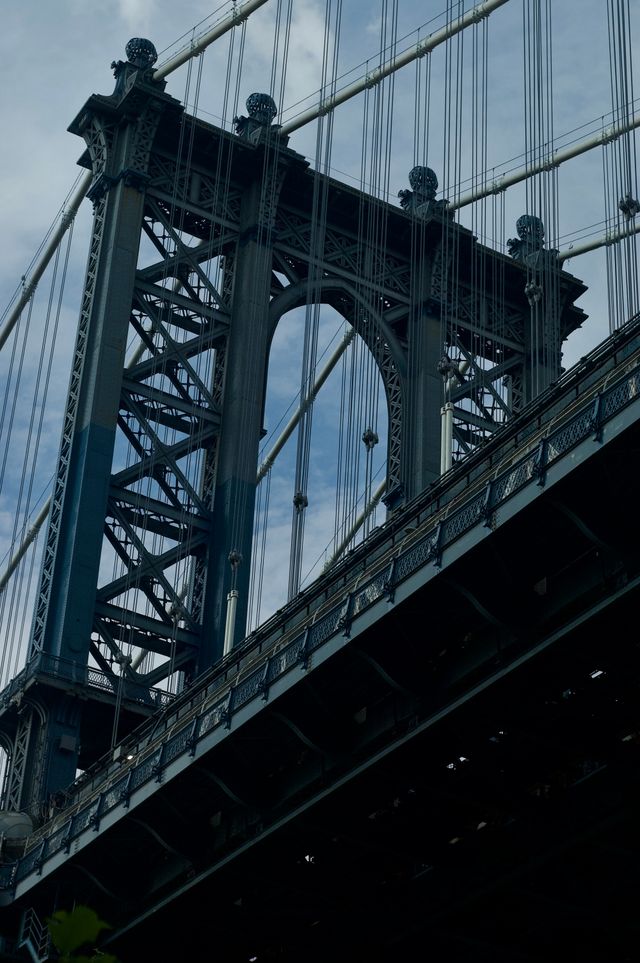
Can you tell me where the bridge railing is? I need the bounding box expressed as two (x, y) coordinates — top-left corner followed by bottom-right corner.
(0, 652), (175, 716)
(7, 321), (640, 892)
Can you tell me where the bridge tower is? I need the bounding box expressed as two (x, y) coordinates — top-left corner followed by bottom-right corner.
(0, 40), (586, 820)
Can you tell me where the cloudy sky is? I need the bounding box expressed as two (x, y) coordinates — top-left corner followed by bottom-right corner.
(0, 0), (638, 657)
(1, 0), (636, 337)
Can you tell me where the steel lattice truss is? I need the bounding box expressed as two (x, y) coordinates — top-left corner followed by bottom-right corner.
(40, 120), (586, 694)
(0, 55), (590, 824)
(93, 183), (234, 691)
(3, 62), (586, 822)
(91, 152), (422, 690)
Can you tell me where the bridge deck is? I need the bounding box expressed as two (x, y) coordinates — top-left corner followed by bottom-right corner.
(2, 315), (640, 960)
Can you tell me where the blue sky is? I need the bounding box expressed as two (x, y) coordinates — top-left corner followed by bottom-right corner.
(0, 0), (638, 668)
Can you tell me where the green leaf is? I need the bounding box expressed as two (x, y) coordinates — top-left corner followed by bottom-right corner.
(69, 956), (118, 963)
(47, 906), (111, 955)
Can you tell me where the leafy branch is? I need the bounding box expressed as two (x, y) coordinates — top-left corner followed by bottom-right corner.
(47, 906), (119, 963)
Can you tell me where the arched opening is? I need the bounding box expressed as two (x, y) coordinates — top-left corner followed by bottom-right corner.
(248, 299), (389, 630)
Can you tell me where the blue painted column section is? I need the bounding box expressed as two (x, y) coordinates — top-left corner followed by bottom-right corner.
(199, 155), (286, 670)
(44, 181), (146, 663)
(19, 72), (177, 810)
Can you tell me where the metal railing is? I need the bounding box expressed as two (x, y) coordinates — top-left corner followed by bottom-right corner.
(0, 652), (174, 715)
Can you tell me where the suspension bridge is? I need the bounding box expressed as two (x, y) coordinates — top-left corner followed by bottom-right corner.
(0, 0), (639, 959)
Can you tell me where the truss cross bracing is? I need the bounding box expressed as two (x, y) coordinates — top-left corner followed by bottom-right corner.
(0, 50), (586, 815)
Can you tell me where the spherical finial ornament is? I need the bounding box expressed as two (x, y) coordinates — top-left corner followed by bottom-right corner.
(246, 93), (278, 125)
(516, 214), (544, 244)
(125, 38), (158, 70)
(408, 166), (438, 199)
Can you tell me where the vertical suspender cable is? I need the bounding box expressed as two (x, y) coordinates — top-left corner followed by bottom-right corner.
(288, 0), (342, 600)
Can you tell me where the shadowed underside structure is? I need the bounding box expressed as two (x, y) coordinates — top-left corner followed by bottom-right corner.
(2, 306), (640, 962)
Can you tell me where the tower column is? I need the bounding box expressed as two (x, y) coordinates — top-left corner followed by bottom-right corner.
(199, 117), (289, 668)
(17, 43), (179, 812)
(397, 167), (452, 501)
(508, 214), (564, 404)
(403, 302), (443, 498)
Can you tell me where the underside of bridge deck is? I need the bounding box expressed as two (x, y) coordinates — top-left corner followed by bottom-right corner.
(2, 385), (639, 962)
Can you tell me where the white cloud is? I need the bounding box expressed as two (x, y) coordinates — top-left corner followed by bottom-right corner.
(117, 0), (157, 31)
